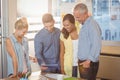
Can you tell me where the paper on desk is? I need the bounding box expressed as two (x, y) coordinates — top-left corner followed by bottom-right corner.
(31, 71), (41, 76)
(45, 73), (70, 79)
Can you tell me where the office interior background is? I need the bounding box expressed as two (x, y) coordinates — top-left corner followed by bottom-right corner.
(0, 0), (120, 79)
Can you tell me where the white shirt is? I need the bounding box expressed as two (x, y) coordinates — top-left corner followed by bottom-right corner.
(72, 39), (78, 66)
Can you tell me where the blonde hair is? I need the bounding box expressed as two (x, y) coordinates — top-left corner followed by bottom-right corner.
(15, 17), (28, 30)
(42, 13), (54, 23)
(74, 3), (88, 14)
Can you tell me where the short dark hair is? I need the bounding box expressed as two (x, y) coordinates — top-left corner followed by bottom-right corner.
(63, 14), (75, 24)
(62, 14), (75, 39)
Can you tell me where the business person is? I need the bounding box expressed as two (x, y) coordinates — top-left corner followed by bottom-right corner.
(34, 13), (60, 73)
(73, 3), (102, 80)
(60, 14), (80, 77)
(6, 17), (31, 78)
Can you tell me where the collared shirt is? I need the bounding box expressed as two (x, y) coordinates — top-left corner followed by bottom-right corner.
(7, 34), (31, 76)
(34, 27), (60, 66)
(78, 16), (102, 62)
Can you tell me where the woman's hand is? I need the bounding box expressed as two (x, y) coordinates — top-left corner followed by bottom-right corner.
(17, 72), (23, 78)
(17, 72), (26, 78)
(61, 69), (66, 75)
(32, 57), (37, 63)
(22, 69), (27, 74)
(29, 56), (37, 63)
(9, 74), (17, 78)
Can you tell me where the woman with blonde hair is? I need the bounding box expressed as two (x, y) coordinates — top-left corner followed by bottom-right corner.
(6, 17), (31, 78)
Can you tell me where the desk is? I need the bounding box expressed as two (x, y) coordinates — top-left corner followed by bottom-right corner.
(0, 71), (81, 80)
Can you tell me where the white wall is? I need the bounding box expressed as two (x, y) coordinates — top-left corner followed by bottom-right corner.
(17, 0), (48, 17)
(60, 2), (77, 14)
(8, 0), (17, 34)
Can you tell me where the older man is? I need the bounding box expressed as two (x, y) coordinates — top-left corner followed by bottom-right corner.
(73, 3), (102, 80)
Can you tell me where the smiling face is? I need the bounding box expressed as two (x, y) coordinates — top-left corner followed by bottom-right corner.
(63, 20), (74, 33)
(62, 14), (75, 33)
(73, 3), (89, 24)
(73, 10), (87, 24)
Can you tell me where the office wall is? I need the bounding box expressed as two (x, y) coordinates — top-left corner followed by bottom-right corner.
(17, 0), (48, 17)
(8, 0), (17, 34)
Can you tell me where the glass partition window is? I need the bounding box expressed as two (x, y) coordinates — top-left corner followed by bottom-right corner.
(92, 0), (120, 41)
